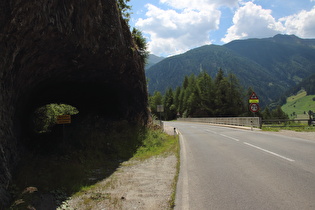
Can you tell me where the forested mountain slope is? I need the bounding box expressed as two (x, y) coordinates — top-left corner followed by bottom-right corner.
(146, 34), (315, 105)
(145, 54), (165, 70)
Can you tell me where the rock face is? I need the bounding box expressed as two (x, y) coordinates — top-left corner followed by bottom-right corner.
(0, 0), (149, 207)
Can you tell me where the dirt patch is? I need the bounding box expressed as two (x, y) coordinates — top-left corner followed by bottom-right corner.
(59, 154), (177, 210)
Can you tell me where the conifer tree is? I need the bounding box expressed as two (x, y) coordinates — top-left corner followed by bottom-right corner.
(226, 73), (245, 116)
(197, 71), (214, 116)
(149, 91), (163, 118)
(262, 107), (272, 119)
(174, 87), (181, 114)
(163, 88), (176, 120)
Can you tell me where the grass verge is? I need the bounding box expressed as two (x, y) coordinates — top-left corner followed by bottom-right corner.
(132, 128), (179, 160)
(262, 124), (315, 132)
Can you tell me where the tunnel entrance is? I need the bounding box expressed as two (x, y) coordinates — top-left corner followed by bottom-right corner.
(19, 81), (132, 154)
(31, 103), (79, 134)
(25, 103), (79, 154)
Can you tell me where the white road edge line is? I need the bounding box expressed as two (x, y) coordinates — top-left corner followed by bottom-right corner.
(178, 132), (190, 210)
(220, 134), (240, 142)
(243, 142), (295, 162)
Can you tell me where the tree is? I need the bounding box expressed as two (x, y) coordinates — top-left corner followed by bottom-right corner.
(183, 74), (200, 117)
(214, 68), (225, 86)
(117, 0), (132, 23)
(214, 77), (230, 116)
(32, 104), (79, 133)
(173, 86), (181, 114)
(163, 88), (176, 120)
(131, 28), (149, 62)
(149, 91), (163, 118)
(183, 75), (189, 89)
(196, 71), (214, 116)
(226, 73), (245, 116)
(272, 106), (289, 119)
(262, 107), (272, 119)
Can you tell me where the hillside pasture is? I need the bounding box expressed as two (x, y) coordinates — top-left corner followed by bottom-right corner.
(282, 90), (315, 119)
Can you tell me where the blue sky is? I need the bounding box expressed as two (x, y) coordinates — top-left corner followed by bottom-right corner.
(129, 0), (315, 57)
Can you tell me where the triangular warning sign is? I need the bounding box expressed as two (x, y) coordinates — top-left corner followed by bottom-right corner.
(250, 92), (259, 99)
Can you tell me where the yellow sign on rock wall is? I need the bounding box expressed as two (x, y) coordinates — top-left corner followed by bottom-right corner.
(56, 115), (71, 124)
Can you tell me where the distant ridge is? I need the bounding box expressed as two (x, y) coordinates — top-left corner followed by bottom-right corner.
(145, 54), (165, 70)
(146, 34), (315, 106)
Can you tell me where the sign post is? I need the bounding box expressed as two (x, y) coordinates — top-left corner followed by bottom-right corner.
(249, 92), (260, 120)
(56, 115), (71, 144)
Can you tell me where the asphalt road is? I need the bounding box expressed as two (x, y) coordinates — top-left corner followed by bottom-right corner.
(166, 121), (315, 210)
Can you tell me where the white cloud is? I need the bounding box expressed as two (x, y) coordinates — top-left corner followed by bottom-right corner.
(136, 4), (220, 56)
(160, 0), (239, 10)
(133, 0), (315, 56)
(222, 2), (285, 43)
(280, 7), (315, 38)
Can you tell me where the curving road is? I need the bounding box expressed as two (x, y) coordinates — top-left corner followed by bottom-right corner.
(166, 121), (315, 210)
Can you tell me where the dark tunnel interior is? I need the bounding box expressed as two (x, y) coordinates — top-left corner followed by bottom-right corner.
(16, 81), (133, 153)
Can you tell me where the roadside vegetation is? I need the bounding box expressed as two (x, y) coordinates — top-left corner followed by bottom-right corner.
(262, 123), (315, 132)
(9, 122), (179, 209)
(132, 128), (179, 160)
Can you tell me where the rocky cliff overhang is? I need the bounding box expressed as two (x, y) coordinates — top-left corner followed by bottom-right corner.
(0, 0), (149, 206)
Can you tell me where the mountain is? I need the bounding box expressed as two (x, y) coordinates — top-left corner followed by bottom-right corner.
(145, 54), (165, 70)
(224, 34), (315, 86)
(285, 73), (315, 98)
(146, 34), (315, 106)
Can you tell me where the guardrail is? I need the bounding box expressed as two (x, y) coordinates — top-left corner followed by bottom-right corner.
(262, 119), (315, 126)
(177, 117), (262, 128)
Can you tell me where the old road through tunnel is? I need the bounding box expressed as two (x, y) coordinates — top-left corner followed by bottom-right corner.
(0, 0), (149, 207)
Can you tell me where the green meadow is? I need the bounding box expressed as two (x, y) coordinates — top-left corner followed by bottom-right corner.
(282, 90), (315, 119)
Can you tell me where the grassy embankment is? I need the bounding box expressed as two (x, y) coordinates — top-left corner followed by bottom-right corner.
(262, 90), (315, 132)
(9, 123), (179, 209)
(282, 90), (315, 119)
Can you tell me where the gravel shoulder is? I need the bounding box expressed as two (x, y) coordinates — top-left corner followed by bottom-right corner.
(59, 126), (178, 210)
(61, 155), (177, 210)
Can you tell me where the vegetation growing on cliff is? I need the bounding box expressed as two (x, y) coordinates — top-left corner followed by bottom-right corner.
(117, 0), (131, 22)
(117, 0), (149, 61)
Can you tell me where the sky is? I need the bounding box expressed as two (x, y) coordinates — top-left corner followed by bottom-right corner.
(129, 0), (315, 57)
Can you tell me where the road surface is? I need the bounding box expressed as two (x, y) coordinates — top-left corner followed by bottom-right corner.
(166, 121), (315, 210)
